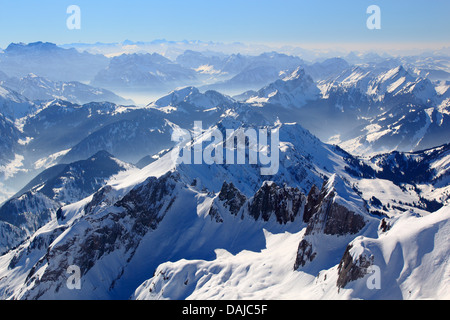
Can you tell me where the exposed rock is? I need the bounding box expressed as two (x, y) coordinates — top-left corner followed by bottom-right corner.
(247, 182), (305, 224)
(84, 185), (114, 216)
(217, 182), (247, 216)
(380, 218), (391, 232)
(304, 177), (366, 236)
(294, 175), (368, 271)
(293, 239), (316, 269)
(208, 206), (224, 223)
(22, 172), (178, 298)
(114, 172), (178, 235)
(303, 184), (321, 223)
(336, 244), (374, 289)
(208, 181), (246, 222)
(0, 191), (60, 236)
(305, 196), (366, 236)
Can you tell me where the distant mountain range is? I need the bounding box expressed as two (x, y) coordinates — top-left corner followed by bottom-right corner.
(0, 41), (449, 300)
(0, 73), (132, 105)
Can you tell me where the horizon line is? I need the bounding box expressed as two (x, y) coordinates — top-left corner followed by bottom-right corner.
(2, 39), (450, 56)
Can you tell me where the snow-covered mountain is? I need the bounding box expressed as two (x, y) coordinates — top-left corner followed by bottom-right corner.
(201, 65), (287, 94)
(200, 52), (305, 94)
(303, 57), (350, 81)
(16, 150), (134, 205)
(318, 65), (438, 112)
(0, 104), (447, 299)
(245, 65), (449, 155)
(0, 113), (21, 167)
(0, 116), (347, 299)
(0, 87), (236, 198)
(59, 114), (176, 164)
(175, 50), (225, 70)
(132, 204), (449, 300)
(0, 42), (109, 82)
(0, 45), (449, 301)
(338, 99), (450, 155)
(220, 52), (304, 76)
(1, 73), (133, 105)
(0, 151), (133, 253)
(245, 67), (320, 107)
(56, 88), (236, 164)
(0, 85), (35, 120)
(148, 86), (235, 112)
(92, 53), (197, 91)
(13, 100), (121, 167)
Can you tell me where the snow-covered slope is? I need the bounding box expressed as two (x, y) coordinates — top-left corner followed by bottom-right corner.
(132, 205), (449, 300)
(1, 74), (132, 105)
(0, 114), (367, 299)
(16, 150), (134, 205)
(245, 68), (320, 107)
(339, 99), (450, 155)
(0, 42), (109, 82)
(0, 85), (35, 120)
(319, 65), (438, 112)
(148, 86), (235, 112)
(0, 47), (449, 301)
(316, 66), (449, 155)
(1, 105), (446, 300)
(0, 151), (134, 253)
(92, 53), (197, 91)
(336, 205), (450, 299)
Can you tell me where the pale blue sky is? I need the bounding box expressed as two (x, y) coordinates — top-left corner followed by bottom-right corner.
(0, 0), (449, 49)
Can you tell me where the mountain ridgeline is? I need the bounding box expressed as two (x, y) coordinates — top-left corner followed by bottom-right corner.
(0, 42), (449, 300)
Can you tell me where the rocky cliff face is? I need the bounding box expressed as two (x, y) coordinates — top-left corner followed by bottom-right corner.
(305, 192), (366, 236)
(303, 176), (366, 236)
(293, 239), (315, 269)
(336, 244), (374, 289)
(0, 191), (60, 236)
(294, 174), (368, 270)
(218, 182), (247, 216)
(209, 181), (306, 225)
(246, 182), (306, 224)
(19, 172), (179, 299)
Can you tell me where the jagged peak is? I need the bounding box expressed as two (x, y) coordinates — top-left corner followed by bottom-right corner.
(377, 65), (411, 82)
(5, 41), (59, 53)
(322, 173), (368, 217)
(281, 66), (306, 81)
(149, 86), (234, 109)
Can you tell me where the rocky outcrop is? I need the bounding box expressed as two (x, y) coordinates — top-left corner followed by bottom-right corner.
(303, 184), (321, 223)
(304, 177), (366, 236)
(83, 185), (114, 216)
(114, 172), (177, 236)
(336, 244), (374, 289)
(305, 194), (366, 236)
(293, 239), (316, 269)
(208, 181), (247, 222)
(208, 181), (307, 225)
(294, 175), (368, 270)
(21, 172), (178, 298)
(247, 182), (306, 224)
(0, 191), (60, 237)
(217, 182), (247, 217)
